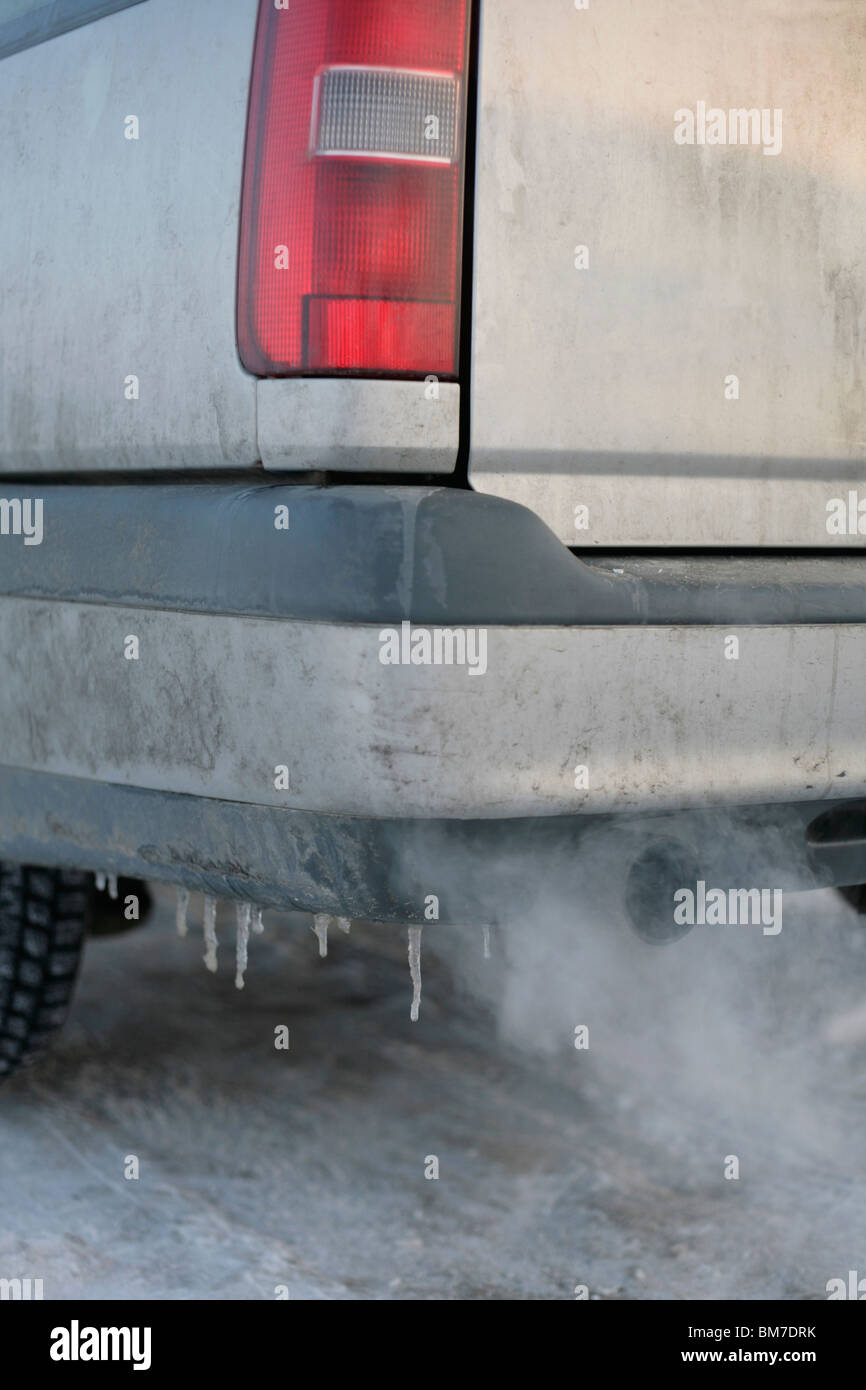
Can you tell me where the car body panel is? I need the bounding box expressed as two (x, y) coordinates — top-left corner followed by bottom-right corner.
(257, 379), (459, 472)
(468, 0), (866, 546)
(0, 0), (260, 471)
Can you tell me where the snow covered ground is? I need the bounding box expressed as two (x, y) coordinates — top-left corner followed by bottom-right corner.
(2, 884), (866, 1300)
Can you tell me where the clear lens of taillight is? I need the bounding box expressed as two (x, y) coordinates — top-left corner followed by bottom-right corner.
(237, 0), (471, 379)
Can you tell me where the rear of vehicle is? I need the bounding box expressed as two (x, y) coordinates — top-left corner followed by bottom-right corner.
(1, 0), (865, 1068)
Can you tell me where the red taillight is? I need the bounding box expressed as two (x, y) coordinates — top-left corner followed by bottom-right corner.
(237, 0), (470, 379)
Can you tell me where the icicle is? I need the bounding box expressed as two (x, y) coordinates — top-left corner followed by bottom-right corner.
(202, 895), (219, 973)
(235, 902), (251, 990)
(251, 905), (264, 935)
(482, 925), (491, 960)
(107, 874), (118, 900)
(408, 925), (422, 1022)
(175, 885), (190, 937)
(312, 913), (330, 957)
(336, 916), (351, 935)
(95, 872), (106, 892)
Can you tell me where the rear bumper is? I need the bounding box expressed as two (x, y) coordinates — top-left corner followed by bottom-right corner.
(1, 483), (866, 915)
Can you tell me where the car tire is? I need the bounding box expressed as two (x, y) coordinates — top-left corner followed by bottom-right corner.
(0, 863), (89, 1082)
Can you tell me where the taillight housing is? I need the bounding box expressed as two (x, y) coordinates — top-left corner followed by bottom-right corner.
(237, 0), (471, 379)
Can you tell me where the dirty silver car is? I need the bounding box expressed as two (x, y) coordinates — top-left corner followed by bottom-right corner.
(1, 0), (865, 1075)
